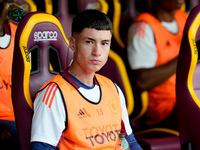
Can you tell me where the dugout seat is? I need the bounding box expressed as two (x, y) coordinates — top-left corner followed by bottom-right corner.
(17, 0), (37, 13)
(185, 0), (199, 12)
(176, 4), (200, 150)
(107, 0), (152, 55)
(52, 0), (75, 39)
(33, 0), (53, 14)
(105, 0), (149, 121)
(11, 10), (134, 150)
(111, 0), (137, 51)
(44, 0), (53, 14)
(53, 0), (108, 39)
(77, 0), (108, 14)
(12, 12), (73, 150)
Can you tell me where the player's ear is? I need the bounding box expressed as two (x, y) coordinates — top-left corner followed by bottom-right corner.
(69, 36), (75, 52)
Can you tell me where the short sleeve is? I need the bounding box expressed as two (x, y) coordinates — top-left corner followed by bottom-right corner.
(127, 21), (157, 69)
(31, 83), (66, 146)
(115, 84), (132, 136)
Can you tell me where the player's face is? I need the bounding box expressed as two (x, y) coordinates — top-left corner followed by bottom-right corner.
(70, 28), (112, 73)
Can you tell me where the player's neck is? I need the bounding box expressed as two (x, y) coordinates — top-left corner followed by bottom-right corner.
(68, 67), (95, 87)
(155, 8), (175, 22)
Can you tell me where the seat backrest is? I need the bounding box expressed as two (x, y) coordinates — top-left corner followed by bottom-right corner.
(53, 0), (108, 39)
(33, 0), (53, 14)
(97, 49), (134, 115)
(44, 0), (53, 14)
(176, 4), (200, 150)
(108, 0), (152, 54)
(77, 0), (108, 14)
(12, 12), (73, 150)
(118, 0), (137, 46)
(185, 0), (199, 12)
(52, 0), (74, 39)
(17, 0), (37, 13)
(111, 0), (137, 51)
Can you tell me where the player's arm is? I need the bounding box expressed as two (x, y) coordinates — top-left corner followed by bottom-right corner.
(31, 83), (66, 149)
(115, 84), (142, 150)
(127, 21), (177, 92)
(32, 142), (56, 150)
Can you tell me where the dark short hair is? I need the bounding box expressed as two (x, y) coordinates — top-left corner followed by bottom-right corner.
(71, 9), (113, 36)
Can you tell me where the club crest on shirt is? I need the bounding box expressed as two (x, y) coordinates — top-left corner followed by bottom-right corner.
(108, 100), (119, 114)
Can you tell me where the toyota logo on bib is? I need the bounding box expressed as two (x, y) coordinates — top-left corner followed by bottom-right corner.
(34, 31), (58, 41)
